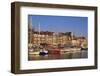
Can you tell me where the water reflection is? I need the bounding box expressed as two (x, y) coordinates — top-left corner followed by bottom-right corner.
(28, 50), (88, 60)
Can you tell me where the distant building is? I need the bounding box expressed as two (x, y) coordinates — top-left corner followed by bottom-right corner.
(28, 19), (87, 49)
(72, 37), (87, 47)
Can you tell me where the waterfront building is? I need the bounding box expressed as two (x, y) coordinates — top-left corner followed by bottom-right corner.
(28, 19), (87, 52)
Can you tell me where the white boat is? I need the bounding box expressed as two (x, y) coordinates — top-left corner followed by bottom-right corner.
(70, 48), (81, 52)
(29, 51), (40, 55)
(60, 47), (81, 54)
(39, 49), (48, 56)
(60, 48), (71, 54)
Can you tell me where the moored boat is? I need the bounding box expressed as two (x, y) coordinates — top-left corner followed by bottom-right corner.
(39, 49), (48, 56)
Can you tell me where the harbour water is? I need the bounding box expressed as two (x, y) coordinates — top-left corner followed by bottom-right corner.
(28, 50), (88, 60)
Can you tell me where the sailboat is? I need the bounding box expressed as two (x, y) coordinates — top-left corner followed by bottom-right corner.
(38, 22), (48, 56)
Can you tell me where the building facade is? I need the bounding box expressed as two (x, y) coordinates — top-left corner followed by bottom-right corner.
(28, 20), (87, 49)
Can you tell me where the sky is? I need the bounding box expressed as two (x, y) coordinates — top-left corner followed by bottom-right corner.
(28, 15), (88, 38)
